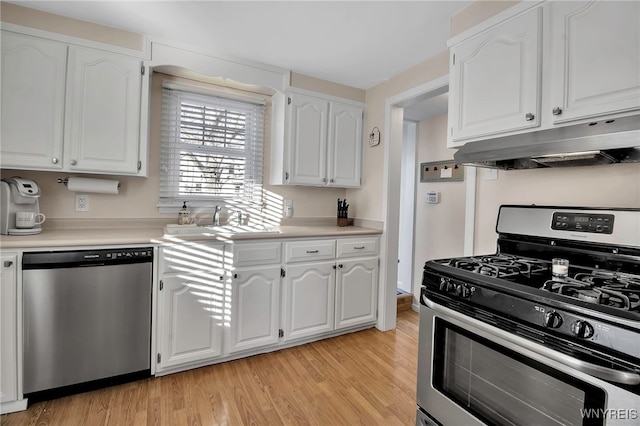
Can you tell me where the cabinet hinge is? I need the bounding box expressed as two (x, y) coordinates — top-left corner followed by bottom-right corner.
(452, 53), (455, 65)
(287, 97), (292, 105)
(157, 353), (161, 364)
(279, 329), (284, 338)
(285, 172), (289, 181)
(159, 280), (163, 291)
(141, 65), (145, 76)
(281, 268), (286, 278)
(137, 161), (142, 171)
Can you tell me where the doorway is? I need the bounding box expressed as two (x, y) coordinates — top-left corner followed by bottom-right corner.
(378, 75), (477, 331)
(397, 120), (417, 295)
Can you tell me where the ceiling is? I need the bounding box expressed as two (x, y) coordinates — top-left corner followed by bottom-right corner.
(11, 1), (472, 91)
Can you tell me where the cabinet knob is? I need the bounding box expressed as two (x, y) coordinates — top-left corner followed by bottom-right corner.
(525, 113), (535, 121)
(322, 178), (327, 183)
(233, 273), (238, 279)
(52, 157), (59, 164)
(70, 159), (77, 166)
(338, 264), (343, 269)
(552, 107), (563, 116)
(329, 178), (334, 183)
(3, 261), (13, 267)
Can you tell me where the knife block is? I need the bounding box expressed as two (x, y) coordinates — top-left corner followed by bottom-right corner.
(337, 217), (348, 227)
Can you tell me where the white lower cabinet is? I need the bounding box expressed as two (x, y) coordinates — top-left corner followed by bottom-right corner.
(155, 235), (378, 374)
(283, 261), (336, 341)
(282, 237), (379, 341)
(0, 253), (18, 407)
(228, 241), (282, 353)
(229, 265), (281, 353)
(156, 271), (224, 370)
(335, 257), (378, 330)
(156, 242), (225, 372)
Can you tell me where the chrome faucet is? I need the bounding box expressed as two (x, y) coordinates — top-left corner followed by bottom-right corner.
(213, 205), (221, 225)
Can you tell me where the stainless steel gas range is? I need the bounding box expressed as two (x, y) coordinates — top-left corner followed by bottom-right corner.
(416, 205), (640, 426)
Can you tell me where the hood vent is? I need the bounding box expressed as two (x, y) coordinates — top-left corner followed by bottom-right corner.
(454, 115), (640, 170)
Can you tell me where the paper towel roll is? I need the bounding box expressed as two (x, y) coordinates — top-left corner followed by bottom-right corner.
(66, 177), (120, 194)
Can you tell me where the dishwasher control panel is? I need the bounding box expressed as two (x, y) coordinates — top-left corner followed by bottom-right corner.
(103, 249), (153, 260)
(23, 247), (153, 269)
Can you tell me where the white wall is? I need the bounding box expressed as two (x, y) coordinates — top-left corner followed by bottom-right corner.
(412, 114), (466, 300)
(473, 163), (640, 254)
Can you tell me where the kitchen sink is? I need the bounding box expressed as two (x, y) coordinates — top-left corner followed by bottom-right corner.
(164, 224), (280, 236)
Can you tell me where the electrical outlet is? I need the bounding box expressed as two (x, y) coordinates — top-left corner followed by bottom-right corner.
(76, 194), (89, 212)
(284, 199), (293, 217)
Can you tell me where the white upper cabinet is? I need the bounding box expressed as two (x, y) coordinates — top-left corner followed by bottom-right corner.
(447, 0), (640, 146)
(64, 47), (143, 174)
(448, 8), (542, 145)
(548, 1), (640, 124)
(0, 30), (147, 176)
(1, 32), (67, 170)
(273, 90), (364, 188)
(327, 102), (363, 187)
(287, 93), (329, 185)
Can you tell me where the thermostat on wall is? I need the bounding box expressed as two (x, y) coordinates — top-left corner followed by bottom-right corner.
(426, 191), (440, 204)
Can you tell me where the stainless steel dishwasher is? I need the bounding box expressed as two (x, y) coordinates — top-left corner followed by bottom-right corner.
(22, 247), (153, 397)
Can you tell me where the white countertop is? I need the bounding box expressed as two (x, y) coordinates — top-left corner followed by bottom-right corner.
(0, 220), (382, 250)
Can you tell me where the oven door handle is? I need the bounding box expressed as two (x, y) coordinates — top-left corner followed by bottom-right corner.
(423, 295), (640, 386)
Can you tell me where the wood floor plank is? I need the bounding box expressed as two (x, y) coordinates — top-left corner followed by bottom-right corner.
(2, 310), (419, 425)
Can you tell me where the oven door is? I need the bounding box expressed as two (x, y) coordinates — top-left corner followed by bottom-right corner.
(417, 297), (640, 426)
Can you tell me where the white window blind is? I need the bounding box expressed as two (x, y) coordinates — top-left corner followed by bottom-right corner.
(159, 85), (265, 208)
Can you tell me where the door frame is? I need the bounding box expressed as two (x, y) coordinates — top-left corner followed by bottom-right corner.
(377, 75), (477, 331)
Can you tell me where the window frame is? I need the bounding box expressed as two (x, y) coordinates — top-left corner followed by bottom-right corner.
(158, 81), (266, 213)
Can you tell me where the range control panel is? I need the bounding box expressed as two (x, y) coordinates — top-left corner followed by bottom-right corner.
(551, 212), (614, 234)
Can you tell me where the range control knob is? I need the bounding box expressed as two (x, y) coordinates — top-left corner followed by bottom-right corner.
(543, 311), (563, 329)
(439, 278), (455, 293)
(571, 320), (595, 339)
(456, 284), (472, 299)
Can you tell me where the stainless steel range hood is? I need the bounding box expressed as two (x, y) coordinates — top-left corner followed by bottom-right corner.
(453, 115), (640, 170)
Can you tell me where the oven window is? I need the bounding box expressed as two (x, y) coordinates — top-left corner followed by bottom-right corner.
(433, 319), (606, 426)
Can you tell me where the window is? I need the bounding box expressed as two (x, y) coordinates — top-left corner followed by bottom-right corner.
(159, 83), (265, 209)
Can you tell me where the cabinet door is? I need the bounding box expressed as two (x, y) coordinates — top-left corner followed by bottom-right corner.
(0, 254), (18, 403)
(335, 258), (378, 330)
(65, 46), (142, 174)
(1, 32), (66, 170)
(229, 266), (280, 353)
(449, 8), (542, 145)
(327, 102), (363, 187)
(286, 93), (328, 185)
(283, 261), (335, 341)
(156, 271), (224, 370)
(549, 1), (640, 124)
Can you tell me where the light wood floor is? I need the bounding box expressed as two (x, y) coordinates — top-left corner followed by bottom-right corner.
(2, 309), (419, 426)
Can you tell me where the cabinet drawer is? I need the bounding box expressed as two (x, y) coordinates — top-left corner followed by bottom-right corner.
(232, 241), (282, 267)
(336, 237), (378, 258)
(284, 240), (335, 263)
(159, 242), (225, 272)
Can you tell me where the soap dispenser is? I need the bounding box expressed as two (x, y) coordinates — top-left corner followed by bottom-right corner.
(178, 201), (191, 225)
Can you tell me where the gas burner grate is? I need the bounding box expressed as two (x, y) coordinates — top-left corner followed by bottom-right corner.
(447, 254), (548, 279)
(541, 272), (640, 312)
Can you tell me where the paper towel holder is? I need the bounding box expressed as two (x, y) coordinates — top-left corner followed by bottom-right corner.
(57, 178), (122, 189)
